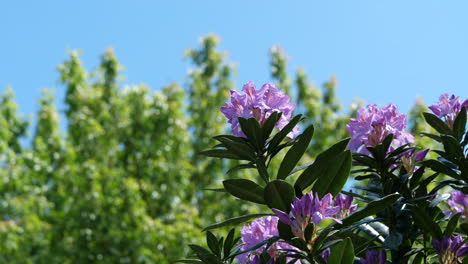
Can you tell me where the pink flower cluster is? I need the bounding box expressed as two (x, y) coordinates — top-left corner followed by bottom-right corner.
(272, 191), (356, 241)
(236, 216), (296, 264)
(429, 93), (468, 128)
(346, 104), (414, 154)
(221, 81), (298, 138)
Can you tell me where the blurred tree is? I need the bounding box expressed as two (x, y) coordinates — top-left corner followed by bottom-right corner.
(0, 34), (431, 263)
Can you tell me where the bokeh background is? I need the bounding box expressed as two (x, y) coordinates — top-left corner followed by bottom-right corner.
(0, 0), (467, 263)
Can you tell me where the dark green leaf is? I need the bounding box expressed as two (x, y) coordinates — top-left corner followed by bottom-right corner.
(226, 162), (256, 174)
(255, 159), (270, 183)
(304, 223), (315, 243)
(262, 111), (282, 141)
(420, 132), (442, 142)
(423, 112), (452, 135)
(238, 117), (263, 151)
(288, 161), (315, 176)
(339, 193), (400, 227)
(203, 188), (226, 192)
(412, 253), (424, 264)
(441, 135), (464, 159)
(223, 229), (235, 258)
(413, 206), (443, 239)
(202, 213), (272, 231)
(175, 259), (203, 263)
(206, 231), (221, 257)
(312, 227), (337, 253)
(267, 114), (302, 154)
(461, 223), (468, 235)
(199, 149), (244, 160)
(312, 150), (352, 197)
(444, 213), (461, 237)
(422, 160), (460, 178)
(223, 179), (265, 204)
(277, 125), (314, 179)
(453, 106), (467, 141)
(214, 136), (255, 160)
(289, 237), (309, 251)
(295, 138), (350, 190)
(189, 245), (222, 263)
(228, 236), (280, 259)
(327, 238), (354, 264)
(463, 255), (468, 264)
(264, 180), (295, 212)
(277, 221), (295, 240)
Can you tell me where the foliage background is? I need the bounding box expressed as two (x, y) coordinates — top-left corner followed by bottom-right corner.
(0, 34), (436, 263)
(2, 1), (466, 262)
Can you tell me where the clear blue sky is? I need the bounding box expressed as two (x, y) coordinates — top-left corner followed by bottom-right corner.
(1, 0), (467, 127)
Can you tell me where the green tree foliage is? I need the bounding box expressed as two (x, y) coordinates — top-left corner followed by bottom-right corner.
(0, 34), (429, 263)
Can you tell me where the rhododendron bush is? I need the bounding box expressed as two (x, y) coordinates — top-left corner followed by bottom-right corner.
(177, 86), (468, 264)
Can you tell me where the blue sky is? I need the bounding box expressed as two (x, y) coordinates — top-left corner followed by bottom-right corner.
(1, 0), (467, 127)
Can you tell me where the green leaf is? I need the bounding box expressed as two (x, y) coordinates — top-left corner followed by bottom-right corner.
(214, 136), (255, 160)
(304, 223), (315, 243)
(267, 114), (302, 154)
(423, 112), (452, 135)
(189, 245), (222, 263)
(461, 223), (468, 235)
(228, 236), (280, 259)
(202, 213), (272, 231)
(287, 160), (314, 176)
(444, 213), (461, 237)
(420, 132), (442, 142)
(206, 231), (221, 257)
(262, 111), (282, 141)
(339, 193), (400, 227)
(422, 160), (460, 178)
(463, 256), (468, 264)
(226, 162), (255, 174)
(327, 238), (355, 264)
(312, 150), (352, 197)
(311, 226), (336, 253)
(264, 180), (295, 212)
(371, 134), (394, 161)
(453, 106), (467, 141)
(277, 221), (294, 240)
(175, 259), (203, 263)
(412, 253), (424, 264)
(223, 229), (235, 258)
(255, 158), (270, 183)
(295, 138), (351, 193)
(277, 125), (314, 179)
(413, 206), (443, 239)
(223, 179), (265, 204)
(199, 149), (244, 160)
(238, 117), (263, 151)
(441, 135), (464, 159)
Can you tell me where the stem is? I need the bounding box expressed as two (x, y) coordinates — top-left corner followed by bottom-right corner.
(256, 155), (270, 184)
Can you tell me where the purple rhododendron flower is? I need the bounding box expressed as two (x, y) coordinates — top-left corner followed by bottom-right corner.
(346, 104), (414, 154)
(320, 248), (331, 262)
(360, 249), (387, 264)
(445, 190), (468, 219)
(221, 81), (299, 138)
(432, 235), (468, 264)
(401, 148), (429, 173)
(334, 192), (358, 218)
(429, 93), (468, 128)
(236, 216), (297, 264)
(414, 149), (429, 162)
(272, 192), (341, 241)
